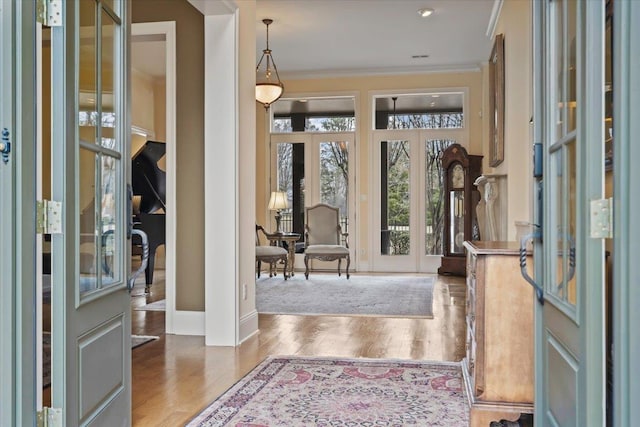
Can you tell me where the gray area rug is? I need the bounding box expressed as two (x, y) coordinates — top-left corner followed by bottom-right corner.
(257, 275), (434, 318)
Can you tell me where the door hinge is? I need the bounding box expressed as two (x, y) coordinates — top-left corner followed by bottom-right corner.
(36, 0), (63, 27)
(37, 407), (62, 427)
(590, 198), (613, 238)
(36, 200), (62, 234)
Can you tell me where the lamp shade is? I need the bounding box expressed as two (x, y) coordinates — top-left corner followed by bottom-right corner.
(256, 83), (284, 107)
(268, 191), (288, 210)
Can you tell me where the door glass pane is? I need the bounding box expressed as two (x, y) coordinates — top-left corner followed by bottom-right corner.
(548, 143), (577, 308)
(100, 155), (118, 286)
(567, 0), (577, 133)
(320, 141), (349, 238)
(552, 0), (566, 139)
(381, 140), (410, 255)
(566, 140), (577, 305)
(276, 142), (304, 235)
(425, 139), (455, 255)
(79, 148), (98, 293)
(100, 9), (116, 149)
(79, 0), (97, 145)
(549, 149), (565, 300)
(449, 191), (465, 254)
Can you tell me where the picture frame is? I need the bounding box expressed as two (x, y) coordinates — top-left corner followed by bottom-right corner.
(489, 33), (505, 167)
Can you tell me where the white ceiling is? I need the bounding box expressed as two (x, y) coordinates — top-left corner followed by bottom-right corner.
(132, 0), (498, 113)
(131, 37), (166, 78)
(256, 0), (497, 79)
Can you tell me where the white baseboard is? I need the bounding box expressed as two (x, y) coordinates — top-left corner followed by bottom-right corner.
(239, 310), (259, 344)
(167, 310), (205, 336)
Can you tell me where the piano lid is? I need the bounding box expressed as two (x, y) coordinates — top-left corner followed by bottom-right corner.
(132, 140), (166, 214)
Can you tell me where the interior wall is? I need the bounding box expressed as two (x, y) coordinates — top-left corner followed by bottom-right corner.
(153, 78), (167, 142)
(487, 0), (534, 240)
(131, 69), (155, 133)
(132, 0), (205, 311)
(237, 1), (257, 324)
(256, 70), (483, 267)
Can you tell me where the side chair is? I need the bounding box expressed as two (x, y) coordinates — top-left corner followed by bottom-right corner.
(255, 224), (288, 279)
(304, 204), (350, 279)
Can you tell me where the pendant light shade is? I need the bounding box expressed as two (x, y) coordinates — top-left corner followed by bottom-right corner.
(256, 19), (284, 109)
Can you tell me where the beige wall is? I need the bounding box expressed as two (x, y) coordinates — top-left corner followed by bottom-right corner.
(256, 71), (483, 266)
(487, 0), (534, 239)
(133, 0), (204, 310)
(131, 69), (155, 133)
(238, 0), (257, 320)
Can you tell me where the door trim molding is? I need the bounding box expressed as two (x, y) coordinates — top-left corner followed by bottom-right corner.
(131, 21), (178, 334)
(613, 0), (640, 424)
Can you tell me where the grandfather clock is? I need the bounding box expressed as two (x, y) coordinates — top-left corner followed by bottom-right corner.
(438, 144), (482, 276)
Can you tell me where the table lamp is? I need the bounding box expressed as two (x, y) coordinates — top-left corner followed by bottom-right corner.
(268, 191), (288, 234)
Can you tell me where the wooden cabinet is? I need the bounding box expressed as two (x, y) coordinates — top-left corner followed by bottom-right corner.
(462, 241), (534, 426)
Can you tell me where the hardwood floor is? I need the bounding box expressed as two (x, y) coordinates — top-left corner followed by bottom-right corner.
(130, 271), (467, 426)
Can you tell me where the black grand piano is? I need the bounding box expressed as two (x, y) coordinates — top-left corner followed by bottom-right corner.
(132, 140), (166, 291)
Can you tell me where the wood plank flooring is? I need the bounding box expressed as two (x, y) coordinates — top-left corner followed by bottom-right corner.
(130, 272), (467, 426)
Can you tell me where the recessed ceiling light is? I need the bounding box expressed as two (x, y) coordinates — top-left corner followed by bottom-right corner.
(298, 99), (308, 103)
(417, 8), (434, 18)
(431, 94), (440, 98)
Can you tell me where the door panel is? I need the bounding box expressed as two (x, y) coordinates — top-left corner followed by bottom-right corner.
(547, 334), (578, 426)
(534, 0), (605, 425)
(78, 316), (125, 422)
(51, 0), (131, 425)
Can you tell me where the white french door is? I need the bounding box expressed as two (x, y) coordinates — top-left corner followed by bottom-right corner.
(372, 129), (465, 272)
(50, 0), (132, 425)
(270, 132), (356, 267)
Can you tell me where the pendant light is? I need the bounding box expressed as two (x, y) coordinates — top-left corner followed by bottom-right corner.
(255, 19), (284, 109)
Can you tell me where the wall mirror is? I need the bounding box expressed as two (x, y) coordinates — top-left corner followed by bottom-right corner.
(489, 33), (505, 167)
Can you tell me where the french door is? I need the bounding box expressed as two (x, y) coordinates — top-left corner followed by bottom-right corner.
(50, 0), (132, 425)
(532, 0), (606, 425)
(372, 129), (465, 272)
(270, 132), (356, 267)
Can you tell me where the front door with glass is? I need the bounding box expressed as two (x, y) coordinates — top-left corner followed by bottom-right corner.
(533, 0), (606, 425)
(50, 1), (132, 425)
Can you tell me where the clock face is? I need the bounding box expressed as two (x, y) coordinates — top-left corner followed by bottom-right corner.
(452, 164), (465, 188)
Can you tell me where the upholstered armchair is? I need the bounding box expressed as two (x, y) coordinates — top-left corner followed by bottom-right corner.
(255, 224), (288, 279)
(304, 204), (350, 279)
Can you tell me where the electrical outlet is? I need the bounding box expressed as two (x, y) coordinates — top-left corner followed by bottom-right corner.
(242, 283), (247, 300)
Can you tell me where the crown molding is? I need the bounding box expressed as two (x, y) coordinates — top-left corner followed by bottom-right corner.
(280, 63), (483, 81)
(486, 0), (504, 39)
(188, 0), (236, 15)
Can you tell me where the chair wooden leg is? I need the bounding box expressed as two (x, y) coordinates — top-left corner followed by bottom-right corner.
(345, 255), (350, 279)
(338, 258), (342, 277)
(283, 257), (288, 280)
(304, 255), (310, 279)
(257, 260), (261, 278)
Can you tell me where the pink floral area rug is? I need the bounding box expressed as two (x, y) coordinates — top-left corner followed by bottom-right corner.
(186, 356), (469, 426)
